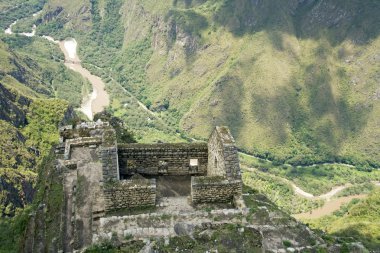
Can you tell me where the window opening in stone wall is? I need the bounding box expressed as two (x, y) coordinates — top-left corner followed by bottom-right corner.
(189, 159), (199, 174)
(214, 157), (218, 169)
(190, 159), (198, 166)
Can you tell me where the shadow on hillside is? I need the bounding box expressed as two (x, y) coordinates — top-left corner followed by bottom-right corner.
(172, 0), (208, 9)
(212, 0), (380, 46)
(208, 75), (245, 138)
(331, 224), (379, 251)
(171, 0), (380, 47)
(164, 8), (208, 65)
(250, 46), (372, 158)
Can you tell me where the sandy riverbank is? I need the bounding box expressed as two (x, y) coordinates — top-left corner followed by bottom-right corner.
(59, 39), (110, 120)
(293, 194), (367, 219)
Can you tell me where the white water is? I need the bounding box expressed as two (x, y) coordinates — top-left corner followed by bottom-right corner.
(292, 183), (347, 200)
(63, 39), (78, 60)
(4, 17), (109, 120)
(42, 35), (59, 44)
(20, 24), (36, 37)
(80, 87), (97, 120)
(4, 21), (16, 34)
(292, 184), (314, 198)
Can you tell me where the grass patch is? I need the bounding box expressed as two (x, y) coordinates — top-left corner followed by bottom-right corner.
(240, 153), (380, 196)
(305, 188), (380, 250)
(242, 169), (324, 214)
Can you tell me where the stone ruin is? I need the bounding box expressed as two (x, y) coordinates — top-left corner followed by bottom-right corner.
(57, 121), (243, 212)
(52, 121), (333, 253)
(55, 120), (244, 250)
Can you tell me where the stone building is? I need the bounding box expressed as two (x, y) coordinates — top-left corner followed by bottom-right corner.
(57, 121), (243, 214)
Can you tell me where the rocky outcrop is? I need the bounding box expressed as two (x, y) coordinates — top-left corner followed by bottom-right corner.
(0, 169), (36, 217)
(0, 83), (30, 127)
(41, 6), (64, 22)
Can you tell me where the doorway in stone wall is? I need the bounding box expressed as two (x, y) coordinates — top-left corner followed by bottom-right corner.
(155, 176), (191, 198)
(155, 176), (194, 212)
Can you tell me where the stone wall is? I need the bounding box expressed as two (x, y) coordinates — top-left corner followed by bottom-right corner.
(191, 176), (242, 204)
(100, 147), (119, 181)
(101, 129), (119, 181)
(103, 178), (156, 212)
(207, 126), (241, 180)
(118, 143), (208, 177)
(63, 137), (102, 160)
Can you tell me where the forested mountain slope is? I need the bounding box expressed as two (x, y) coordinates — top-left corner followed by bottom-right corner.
(38, 0), (380, 167)
(0, 36), (88, 216)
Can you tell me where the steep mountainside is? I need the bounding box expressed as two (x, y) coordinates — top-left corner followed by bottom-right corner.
(39, 0), (380, 167)
(0, 36), (88, 216)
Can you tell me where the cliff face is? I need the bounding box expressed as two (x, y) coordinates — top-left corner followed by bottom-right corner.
(0, 83), (30, 128)
(0, 168), (36, 217)
(0, 118), (36, 216)
(0, 39), (78, 216)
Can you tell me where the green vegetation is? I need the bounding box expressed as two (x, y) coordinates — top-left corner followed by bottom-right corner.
(33, 0), (189, 142)
(0, 148), (63, 252)
(38, 0), (380, 169)
(242, 169), (324, 214)
(0, 121), (34, 169)
(305, 188), (380, 250)
(240, 153), (380, 196)
(0, 23), (82, 246)
(282, 240), (292, 248)
(0, 37), (91, 107)
(22, 99), (69, 165)
(0, 0), (45, 29)
(0, 206), (32, 253)
(85, 242), (145, 253)
(0, 169), (36, 217)
(0, 98), (69, 217)
(0, 17), (90, 217)
(336, 183), (375, 198)
(0, 28), (87, 249)
(1, 0), (380, 250)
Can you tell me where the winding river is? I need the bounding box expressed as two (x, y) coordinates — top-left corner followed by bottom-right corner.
(59, 39), (109, 120)
(243, 167), (379, 219)
(293, 194), (367, 219)
(4, 16), (109, 120)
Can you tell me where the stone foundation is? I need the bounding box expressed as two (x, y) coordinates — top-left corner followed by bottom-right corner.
(191, 176), (242, 204)
(103, 178), (156, 212)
